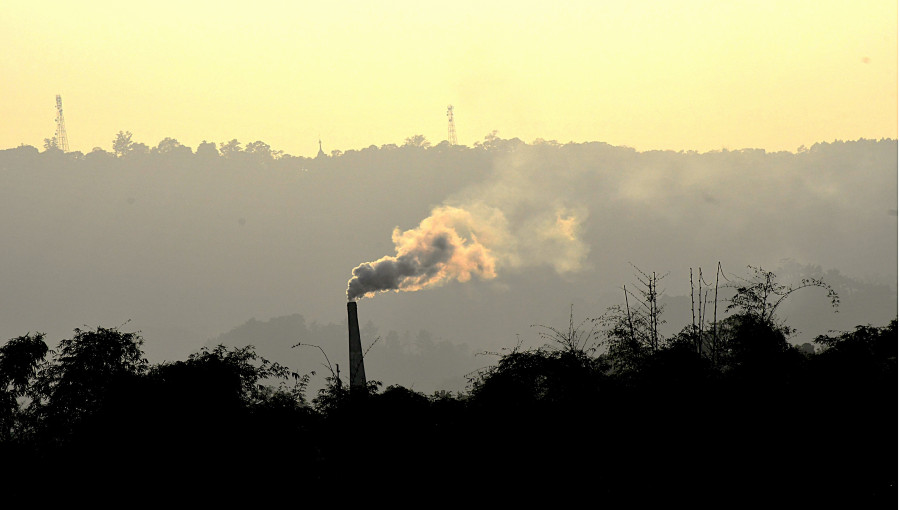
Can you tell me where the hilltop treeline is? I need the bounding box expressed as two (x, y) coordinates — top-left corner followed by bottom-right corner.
(0, 268), (895, 504)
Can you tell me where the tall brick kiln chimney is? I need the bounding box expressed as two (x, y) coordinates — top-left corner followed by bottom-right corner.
(347, 301), (367, 396)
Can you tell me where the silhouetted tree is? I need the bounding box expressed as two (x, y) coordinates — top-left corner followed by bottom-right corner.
(245, 140), (282, 161)
(598, 267), (668, 377)
(713, 266), (839, 379)
(133, 343), (310, 459)
(112, 130), (133, 157)
(800, 320), (898, 502)
(176, 344), (307, 405)
(311, 375), (349, 416)
(31, 326), (148, 443)
(476, 130), (500, 150)
(726, 265), (839, 326)
(0, 333), (48, 441)
(196, 140), (219, 159)
(153, 137), (191, 156)
(0, 334), (48, 398)
(312, 375), (381, 417)
(468, 310), (609, 412)
(85, 146), (113, 161)
(715, 312), (795, 377)
(532, 138), (561, 147)
(128, 142), (150, 157)
(812, 319), (897, 391)
(403, 134), (431, 149)
(599, 305), (651, 377)
(218, 139), (242, 158)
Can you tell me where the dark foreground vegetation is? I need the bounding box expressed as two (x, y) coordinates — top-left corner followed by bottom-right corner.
(0, 269), (896, 504)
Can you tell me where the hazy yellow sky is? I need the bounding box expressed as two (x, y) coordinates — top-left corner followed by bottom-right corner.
(2, 1), (896, 157)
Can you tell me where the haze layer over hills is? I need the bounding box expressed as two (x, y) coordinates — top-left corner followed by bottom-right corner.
(1, 137), (895, 393)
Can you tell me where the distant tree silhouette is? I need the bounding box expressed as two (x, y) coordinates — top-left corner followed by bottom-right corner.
(128, 142), (150, 157)
(540, 138), (563, 147)
(475, 130), (500, 150)
(112, 130), (133, 157)
(85, 146), (115, 164)
(153, 137), (191, 156)
(473, 130), (525, 152)
(245, 140), (282, 161)
(218, 139), (242, 158)
(403, 134), (431, 149)
(196, 140), (219, 159)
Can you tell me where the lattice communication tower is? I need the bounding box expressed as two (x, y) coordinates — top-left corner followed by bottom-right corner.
(55, 95), (69, 152)
(447, 105), (457, 146)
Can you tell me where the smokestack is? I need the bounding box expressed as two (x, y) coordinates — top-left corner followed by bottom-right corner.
(347, 301), (367, 397)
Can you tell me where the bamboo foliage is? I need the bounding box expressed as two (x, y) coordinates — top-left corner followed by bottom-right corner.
(689, 262), (726, 364)
(622, 264), (668, 352)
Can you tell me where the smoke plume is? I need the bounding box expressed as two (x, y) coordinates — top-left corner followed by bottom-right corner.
(347, 206), (501, 300)
(346, 163), (590, 301)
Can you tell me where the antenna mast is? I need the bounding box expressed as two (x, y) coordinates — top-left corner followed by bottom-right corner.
(55, 95), (69, 152)
(447, 105), (457, 146)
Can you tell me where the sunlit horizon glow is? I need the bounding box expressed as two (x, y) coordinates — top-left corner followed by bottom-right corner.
(2, 1), (896, 157)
